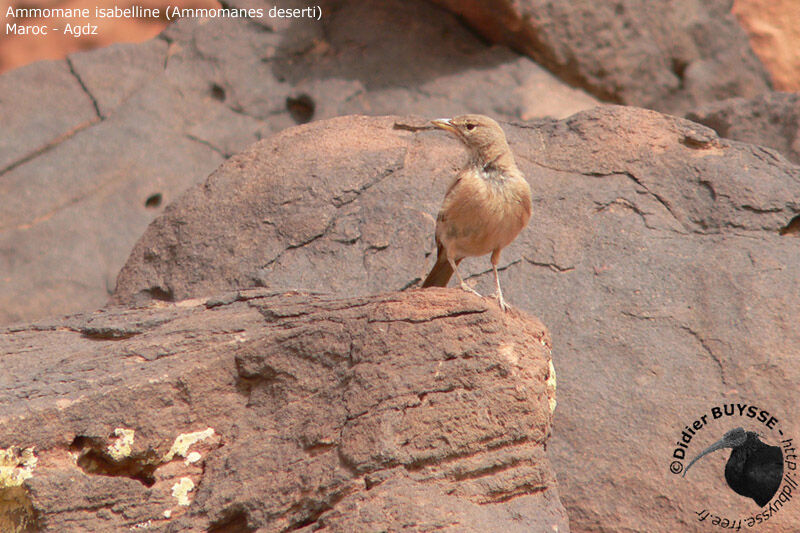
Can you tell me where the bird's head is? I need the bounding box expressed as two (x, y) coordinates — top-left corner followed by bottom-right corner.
(682, 427), (750, 477)
(431, 114), (514, 170)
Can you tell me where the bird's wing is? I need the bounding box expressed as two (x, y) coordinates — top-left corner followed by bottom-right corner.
(434, 170), (466, 238)
(438, 168), (491, 235)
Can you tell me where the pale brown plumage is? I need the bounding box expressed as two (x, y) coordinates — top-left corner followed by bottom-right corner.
(422, 114), (532, 311)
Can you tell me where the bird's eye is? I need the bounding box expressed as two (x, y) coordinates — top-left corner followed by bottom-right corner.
(466, 123), (476, 131)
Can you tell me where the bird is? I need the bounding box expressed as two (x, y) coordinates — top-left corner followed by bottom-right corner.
(683, 427), (783, 507)
(421, 114), (531, 311)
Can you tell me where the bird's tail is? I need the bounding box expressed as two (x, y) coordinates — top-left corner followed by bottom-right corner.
(422, 247), (460, 288)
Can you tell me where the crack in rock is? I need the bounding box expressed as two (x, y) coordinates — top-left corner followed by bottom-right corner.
(66, 56), (102, 120)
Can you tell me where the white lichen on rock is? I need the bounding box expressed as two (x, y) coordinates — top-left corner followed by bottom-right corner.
(546, 359), (557, 414)
(185, 451), (202, 465)
(0, 447), (37, 487)
(107, 428), (136, 461)
(171, 477), (195, 506)
(163, 428), (215, 462)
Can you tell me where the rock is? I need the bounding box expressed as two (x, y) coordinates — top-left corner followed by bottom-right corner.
(67, 39), (169, 119)
(733, 0), (800, 91)
(0, 60), (97, 172)
(114, 108), (800, 530)
(0, 77), (225, 326)
(171, 0), (597, 124)
(687, 91), (800, 165)
(114, 109), (800, 303)
(0, 0), (220, 74)
(429, 0), (772, 114)
(0, 289), (565, 532)
(0, 0), (597, 327)
(113, 114), (430, 304)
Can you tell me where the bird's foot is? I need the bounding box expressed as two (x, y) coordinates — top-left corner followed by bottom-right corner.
(459, 282), (483, 298)
(493, 292), (510, 312)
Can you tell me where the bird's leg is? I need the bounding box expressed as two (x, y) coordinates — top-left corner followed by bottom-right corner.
(491, 249), (509, 311)
(448, 256), (482, 298)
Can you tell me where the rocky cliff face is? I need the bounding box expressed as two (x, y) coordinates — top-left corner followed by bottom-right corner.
(688, 91), (800, 165)
(4, 1), (800, 532)
(111, 109), (800, 531)
(0, 0), (598, 327)
(2, 0), (794, 328)
(0, 290), (563, 532)
(429, 0), (771, 114)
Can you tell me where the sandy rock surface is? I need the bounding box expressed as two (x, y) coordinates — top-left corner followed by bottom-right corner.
(0, 289), (562, 532)
(429, 0), (771, 114)
(114, 108), (800, 531)
(0, 0), (597, 326)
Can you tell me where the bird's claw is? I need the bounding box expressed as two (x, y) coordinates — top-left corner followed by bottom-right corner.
(459, 282), (483, 298)
(493, 292), (510, 312)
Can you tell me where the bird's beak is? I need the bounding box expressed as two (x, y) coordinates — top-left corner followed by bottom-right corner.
(682, 427), (747, 478)
(431, 118), (457, 133)
(682, 437), (731, 477)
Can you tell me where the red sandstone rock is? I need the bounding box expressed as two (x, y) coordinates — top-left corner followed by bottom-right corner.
(0, 289), (564, 532)
(429, 0), (771, 114)
(0, 0), (597, 326)
(113, 109), (800, 531)
(733, 0), (800, 91)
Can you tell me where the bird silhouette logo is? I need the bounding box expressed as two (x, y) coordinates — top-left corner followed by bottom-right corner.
(683, 427), (784, 507)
